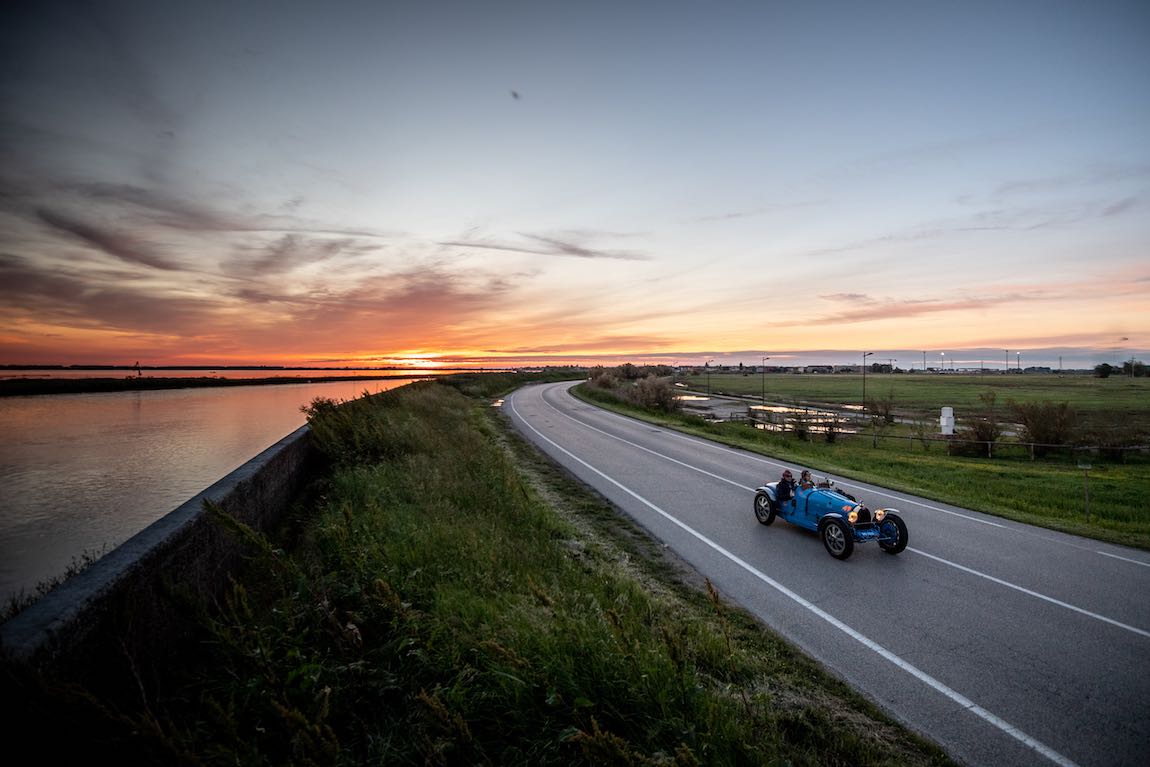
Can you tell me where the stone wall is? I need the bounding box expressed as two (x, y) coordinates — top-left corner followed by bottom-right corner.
(0, 425), (318, 692)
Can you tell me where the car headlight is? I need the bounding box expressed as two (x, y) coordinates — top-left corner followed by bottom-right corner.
(874, 508), (886, 522)
(848, 509), (858, 524)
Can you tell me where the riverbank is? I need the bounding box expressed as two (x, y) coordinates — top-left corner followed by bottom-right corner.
(0, 373), (432, 397)
(2, 375), (954, 765)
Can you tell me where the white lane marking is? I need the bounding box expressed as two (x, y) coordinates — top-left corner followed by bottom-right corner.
(1095, 551), (1150, 568)
(509, 391), (1079, 767)
(909, 549), (1150, 639)
(544, 394), (756, 491)
(540, 384), (1150, 639)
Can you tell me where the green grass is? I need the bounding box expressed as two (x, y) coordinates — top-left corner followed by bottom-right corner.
(4, 376), (954, 766)
(575, 384), (1150, 551)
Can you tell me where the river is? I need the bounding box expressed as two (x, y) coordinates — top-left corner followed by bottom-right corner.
(0, 377), (423, 605)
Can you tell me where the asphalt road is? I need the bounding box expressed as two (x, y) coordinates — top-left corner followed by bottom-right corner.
(506, 381), (1150, 767)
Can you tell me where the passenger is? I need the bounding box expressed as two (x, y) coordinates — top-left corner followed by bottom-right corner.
(799, 470), (815, 490)
(777, 469), (797, 506)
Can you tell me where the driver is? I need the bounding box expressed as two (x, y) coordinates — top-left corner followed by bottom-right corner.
(777, 469), (797, 507)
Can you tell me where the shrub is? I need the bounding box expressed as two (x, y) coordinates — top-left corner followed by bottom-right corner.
(1010, 400), (1076, 457)
(953, 392), (1002, 458)
(632, 375), (680, 413)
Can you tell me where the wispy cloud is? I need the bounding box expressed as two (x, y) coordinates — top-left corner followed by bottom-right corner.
(771, 292), (1054, 327)
(487, 335), (674, 354)
(804, 194), (1144, 258)
(227, 234), (381, 277)
(35, 208), (179, 270)
(692, 200), (825, 223)
(441, 231), (650, 261)
(73, 182), (399, 238)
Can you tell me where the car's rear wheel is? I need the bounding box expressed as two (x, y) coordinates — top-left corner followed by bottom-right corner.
(753, 492), (776, 525)
(821, 518), (853, 559)
(878, 513), (908, 554)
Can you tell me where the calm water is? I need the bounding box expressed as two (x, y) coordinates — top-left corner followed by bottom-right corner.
(0, 378), (421, 604)
(0, 367), (457, 380)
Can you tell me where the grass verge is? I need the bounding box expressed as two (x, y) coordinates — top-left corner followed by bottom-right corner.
(3, 376), (953, 766)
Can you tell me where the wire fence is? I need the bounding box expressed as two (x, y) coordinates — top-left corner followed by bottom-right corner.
(725, 409), (1150, 462)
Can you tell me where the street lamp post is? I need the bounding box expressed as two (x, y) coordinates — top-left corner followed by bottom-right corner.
(706, 359), (714, 394)
(1017, 351), (1021, 373)
(761, 356), (770, 404)
(861, 352), (873, 412)
(940, 352), (945, 372)
(1005, 349), (1009, 374)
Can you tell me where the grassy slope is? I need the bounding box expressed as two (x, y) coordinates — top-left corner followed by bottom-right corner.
(575, 383), (1150, 551)
(2, 376), (954, 766)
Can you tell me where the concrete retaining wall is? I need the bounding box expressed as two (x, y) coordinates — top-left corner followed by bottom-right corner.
(0, 425), (318, 688)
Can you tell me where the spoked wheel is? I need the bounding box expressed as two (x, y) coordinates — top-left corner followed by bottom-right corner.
(821, 518), (854, 560)
(878, 513), (908, 554)
(753, 492), (777, 525)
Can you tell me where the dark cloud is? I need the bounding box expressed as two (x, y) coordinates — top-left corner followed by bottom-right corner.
(36, 208), (179, 270)
(488, 336), (673, 354)
(0, 253), (87, 302)
(228, 234), (381, 277)
(0, 252), (217, 333)
(76, 183), (238, 231)
(73, 182), (398, 238)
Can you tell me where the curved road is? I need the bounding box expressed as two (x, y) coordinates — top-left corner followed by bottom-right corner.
(506, 381), (1150, 767)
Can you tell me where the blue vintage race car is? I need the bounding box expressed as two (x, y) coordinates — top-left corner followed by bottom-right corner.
(753, 478), (908, 560)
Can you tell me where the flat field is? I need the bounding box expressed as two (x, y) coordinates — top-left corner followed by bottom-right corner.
(685, 372), (1150, 433)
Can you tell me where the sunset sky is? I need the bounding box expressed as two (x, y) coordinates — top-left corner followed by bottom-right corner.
(2, 0), (1147, 370)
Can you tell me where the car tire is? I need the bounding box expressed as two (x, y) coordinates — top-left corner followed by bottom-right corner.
(878, 513), (908, 554)
(821, 518), (853, 560)
(753, 492), (777, 525)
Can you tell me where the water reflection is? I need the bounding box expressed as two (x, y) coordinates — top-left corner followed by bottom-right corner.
(0, 379), (419, 604)
(747, 403), (860, 434)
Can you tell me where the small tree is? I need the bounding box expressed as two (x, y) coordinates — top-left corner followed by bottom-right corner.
(866, 389), (896, 425)
(1094, 363), (1113, 379)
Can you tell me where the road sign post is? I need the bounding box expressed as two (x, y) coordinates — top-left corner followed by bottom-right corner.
(1079, 463), (1091, 522)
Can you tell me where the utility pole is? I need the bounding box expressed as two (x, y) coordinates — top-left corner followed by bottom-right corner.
(761, 356), (770, 404)
(862, 352), (873, 410)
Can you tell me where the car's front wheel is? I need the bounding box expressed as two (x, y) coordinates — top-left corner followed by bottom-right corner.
(821, 518), (854, 560)
(878, 513), (908, 554)
(753, 492), (777, 525)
